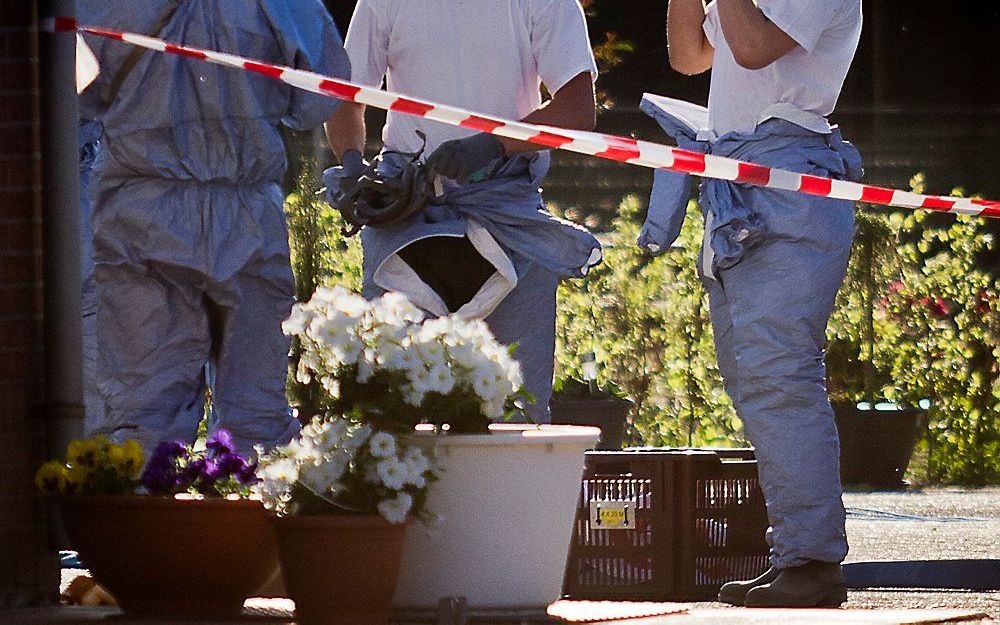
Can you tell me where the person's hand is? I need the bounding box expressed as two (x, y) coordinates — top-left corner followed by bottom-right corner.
(425, 133), (504, 184)
(338, 149), (367, 193)
(322, 150), (372, 210)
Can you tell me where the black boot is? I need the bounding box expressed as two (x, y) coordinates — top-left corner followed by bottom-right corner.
(718, 566), (780, 606)
(744, 560), (847, 608)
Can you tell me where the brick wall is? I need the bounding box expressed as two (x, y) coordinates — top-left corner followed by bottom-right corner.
(0, 0), (59, 607)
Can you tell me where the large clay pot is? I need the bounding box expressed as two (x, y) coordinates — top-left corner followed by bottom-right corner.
(273, 514), (408, 625)
(58, 496), (278, 620)
(392, 424), (600, 610)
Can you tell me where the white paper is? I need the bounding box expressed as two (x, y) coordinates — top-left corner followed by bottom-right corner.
(76, 34), (100, 94)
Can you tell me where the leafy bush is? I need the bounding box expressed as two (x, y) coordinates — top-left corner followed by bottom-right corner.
(284, 161), (363, 416)
(827, 174), (999, 484)
(877, 177), (999, 484)
(554, 195), (740, 448)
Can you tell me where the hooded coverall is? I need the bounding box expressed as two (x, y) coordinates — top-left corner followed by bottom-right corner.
(78, 0), (350, 455)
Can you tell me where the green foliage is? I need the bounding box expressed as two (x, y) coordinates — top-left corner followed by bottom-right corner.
(877, 177), (999, 484)
(827, 173), (999, 484)
(285, 161), (363, 298)
(554, 195), (739, 448)
(282, 155), (998, 484)
(826, 208), (903, 403)
(284, 161), (363, 415)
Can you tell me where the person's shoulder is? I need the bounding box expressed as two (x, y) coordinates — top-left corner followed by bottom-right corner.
(521, 0), (588, 26)
(522, 0), (586, 14)
(349, 0), (405, 22)
(825, 0), (862, 34)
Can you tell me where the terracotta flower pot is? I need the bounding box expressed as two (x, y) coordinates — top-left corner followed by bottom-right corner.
(272, 514), (408, 625)
(58, 495), (279, 620)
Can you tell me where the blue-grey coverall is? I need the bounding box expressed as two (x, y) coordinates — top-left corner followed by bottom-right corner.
(324, 153), (602, 421)
(641, 95), (861, 567)
(78, 0), (350, 455)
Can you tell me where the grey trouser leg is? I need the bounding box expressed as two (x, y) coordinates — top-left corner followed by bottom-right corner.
(701, 196), (853, 568)
(96, 261), (210, 454)
(208, 246), (300, 457)
(485, 260), (559, 423)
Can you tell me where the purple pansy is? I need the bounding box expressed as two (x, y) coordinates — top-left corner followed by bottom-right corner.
(234, 459), (259, 485)
(200, 459), (223, 487)
(139, 433), (258, 496)
(205, 429), (236, 455)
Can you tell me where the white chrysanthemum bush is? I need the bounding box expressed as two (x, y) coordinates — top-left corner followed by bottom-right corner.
(256, 417), (435, 523)
(283, 286), (527, 434)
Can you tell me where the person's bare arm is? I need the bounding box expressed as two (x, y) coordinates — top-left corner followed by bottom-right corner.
(325, 101), (367, 161)
(667, 0), (714, 75)
(716, 0), (798, 70)
(498, 71), (596, 154)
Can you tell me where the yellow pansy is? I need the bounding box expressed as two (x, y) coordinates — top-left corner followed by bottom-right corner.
(121, 440), (144, 478)
(67, 438), (101, 469)
(65, 462), (94, 489)
(34, 461), (67, 495)
(108, 440), (144, 480)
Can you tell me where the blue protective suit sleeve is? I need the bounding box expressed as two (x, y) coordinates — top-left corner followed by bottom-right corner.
(260, 0), (351, 130)
(637, 95), (708, 254)
(78, 0), (349, 129)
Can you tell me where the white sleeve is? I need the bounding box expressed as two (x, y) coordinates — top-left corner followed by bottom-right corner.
(528, 0), (599, 94)
(756, 0), (841, 53)
(344, 0), (390, 88)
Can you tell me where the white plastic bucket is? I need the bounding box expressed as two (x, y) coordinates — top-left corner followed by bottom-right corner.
(392, 424), (600, 609)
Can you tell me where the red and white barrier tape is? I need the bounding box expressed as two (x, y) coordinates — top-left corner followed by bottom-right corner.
(52, 18), (1000, 219)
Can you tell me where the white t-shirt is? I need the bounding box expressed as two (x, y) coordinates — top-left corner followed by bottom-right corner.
(703, 0), (862, 136)
(345, 0), (598, 154)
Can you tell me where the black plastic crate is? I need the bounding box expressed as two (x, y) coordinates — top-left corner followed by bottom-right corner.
(562, 448), (770, 601)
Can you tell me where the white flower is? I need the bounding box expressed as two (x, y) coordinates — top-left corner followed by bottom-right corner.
(376, 458), (408, 490)
(408, 365), (433, 395)
(320, 375), (340, 397)
(332, 292), (368, 318)
(373, 291), (424, 325)
(295, 358), (313, 384)
(257, 457), (299, 501)
(427, 363), (455, 395)
(299, 454), (348, 495)
(318, 418), (349, 451)
(401, 446), (431, 487)
(471, 366), (497, 399)
(356, 354), (376, 384)
(377, 492), (413, 524)
(343, 424), (372, 450)
(282, 304), (311, 336)
(369, 432), (397, 458)
(287, 438), (323, 466)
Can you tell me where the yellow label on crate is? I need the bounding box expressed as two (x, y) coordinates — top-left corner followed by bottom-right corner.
(589, 501), (634, 530)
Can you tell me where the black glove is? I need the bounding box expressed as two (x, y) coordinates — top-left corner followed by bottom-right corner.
(425, 133), (505, 184)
